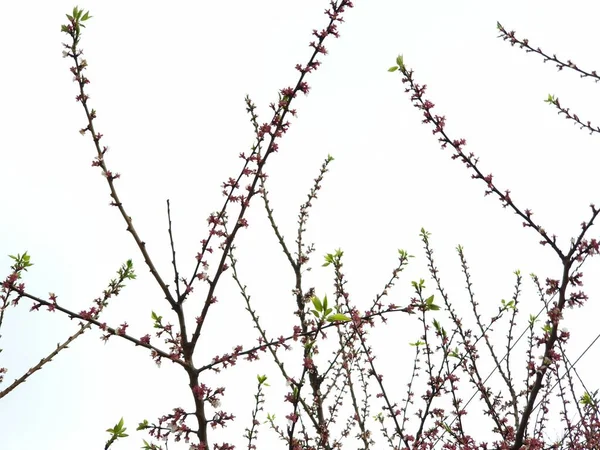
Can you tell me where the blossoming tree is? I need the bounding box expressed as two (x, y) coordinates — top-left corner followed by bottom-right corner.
(2, 3), (599, 449)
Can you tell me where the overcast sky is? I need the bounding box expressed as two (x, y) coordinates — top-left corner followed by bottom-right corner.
(2, 1), (600, 449)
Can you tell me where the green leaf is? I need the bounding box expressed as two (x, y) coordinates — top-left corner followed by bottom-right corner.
(373, 412), (384, 422)
(580, 392), (592, 406)
(326, 313), (351, 322)
(388, 66), (398, 72)
(257, 374), (268, 384)
(106, 417), (128, 438)
(125, 259), (136, 279)
(311, 296), (323, 312)
(424, 295), (440, 311)
(411, 279), (426, 291)
(8, 252), (33, 269)
(528, 314), (537, 328)
(501, 299), (515, 310)
(151, 311), (162, 324)
(397, 249), (412, 259)
(395, 54), (405, 71)
(137, 419), (149, 431)
(323, 249), (344, 266)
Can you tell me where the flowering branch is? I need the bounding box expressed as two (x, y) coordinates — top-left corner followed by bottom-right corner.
(496, 22), (600, 82)
(390, 28), (600, 446)
(60, 2), (357, 449)
(1, 258), (136, 399)
(61, 8), (177, 310)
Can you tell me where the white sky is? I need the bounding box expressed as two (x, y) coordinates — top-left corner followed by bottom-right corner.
(2, 1), (600, 449)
